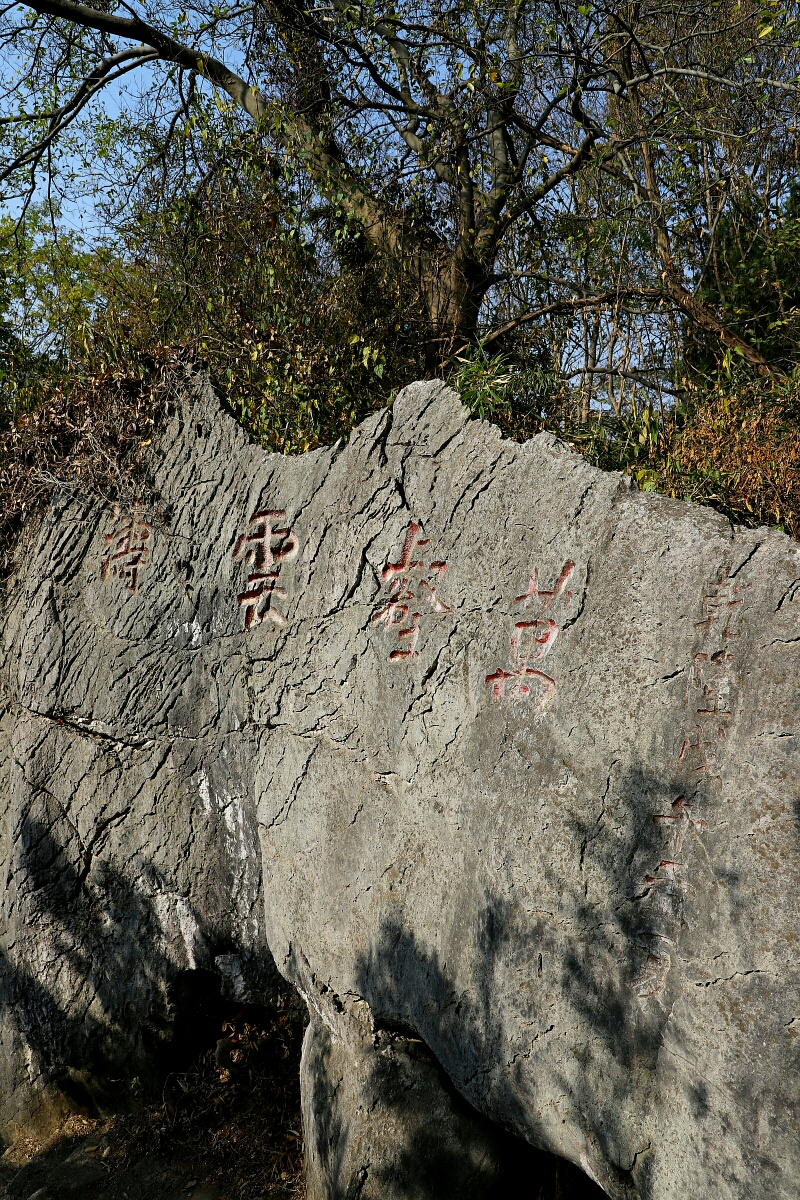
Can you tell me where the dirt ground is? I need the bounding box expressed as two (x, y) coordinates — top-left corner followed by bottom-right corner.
(0, 994), (307, 1200)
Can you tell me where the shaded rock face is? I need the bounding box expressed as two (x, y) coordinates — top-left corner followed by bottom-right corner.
(301, 1005), (605, 1200)
(1, 376), (799, 1199)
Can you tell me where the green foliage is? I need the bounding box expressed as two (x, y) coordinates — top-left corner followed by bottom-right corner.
(449, 341), (612, 443)
(689, 187), (800, 370)
(3, 0), (800, 550)
(0, 210), (100, 421)
(4, 0), (800, 378)
(0, 130), (426, 453)
(449, 346), (515, 420)
(450, 351), (800, 537)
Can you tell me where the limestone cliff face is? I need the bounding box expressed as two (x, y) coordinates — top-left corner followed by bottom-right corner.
(1, 375), (798, 1199)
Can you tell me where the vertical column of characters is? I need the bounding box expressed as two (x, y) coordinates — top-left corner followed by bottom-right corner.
(631, 571), (742, 1001)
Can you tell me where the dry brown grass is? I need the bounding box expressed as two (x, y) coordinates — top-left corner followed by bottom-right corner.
(0, 354), (186, 577)
(0, 1001), (306, 1200)
(661, 381), (800, 537)
(103, 995), (307, 1199)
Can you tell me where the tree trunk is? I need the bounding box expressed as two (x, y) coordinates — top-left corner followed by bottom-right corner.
(417, 249), (488, 365)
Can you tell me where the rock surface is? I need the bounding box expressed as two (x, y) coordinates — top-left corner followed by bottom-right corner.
(1, 375), (799, 1198)
(301, 1006), (602, 1199)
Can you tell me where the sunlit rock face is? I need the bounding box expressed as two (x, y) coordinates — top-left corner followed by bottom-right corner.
(1, 374), (798, 1199)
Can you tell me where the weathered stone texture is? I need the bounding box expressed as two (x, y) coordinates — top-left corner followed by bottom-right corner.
(1, 375), (799, 1198)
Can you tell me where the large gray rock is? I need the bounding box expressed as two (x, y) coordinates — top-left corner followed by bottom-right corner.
(1, 375), (798, 1198)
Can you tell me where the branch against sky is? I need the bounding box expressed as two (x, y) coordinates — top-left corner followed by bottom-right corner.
(1, 0), (799, 370)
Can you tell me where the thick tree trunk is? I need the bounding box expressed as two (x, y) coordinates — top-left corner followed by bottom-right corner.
(417, 249), (489, 363)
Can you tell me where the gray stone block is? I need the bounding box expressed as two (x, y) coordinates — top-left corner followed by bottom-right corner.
(2, 374), (798, 1198)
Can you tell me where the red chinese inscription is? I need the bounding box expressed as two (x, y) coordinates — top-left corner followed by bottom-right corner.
(678, 723), (722, 787)
(233, 510), (299, 629)
(100, 503), (152, 594)
(372, 522), (451, 662)
(641, 859), (689, 897)
(631, 942), (673, 1000)
(514, 561), (575, 610)
(632, 568), (742, 1001)
(485, 664), (556, 707)
(486, 561), (575, 710)
(652, 797), (708, 856)
(695, 579), (742, 637)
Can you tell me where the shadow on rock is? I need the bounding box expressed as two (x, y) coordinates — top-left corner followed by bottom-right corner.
(323, 755), (740, 1197)
(0, 808), (277, 1126)
(301, 1009), (604, 1200)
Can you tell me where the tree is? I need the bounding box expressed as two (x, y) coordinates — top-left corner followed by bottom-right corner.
(2, 0), (799, 383)
(687, 184), (800, 372)
(0, 135), (427, 447)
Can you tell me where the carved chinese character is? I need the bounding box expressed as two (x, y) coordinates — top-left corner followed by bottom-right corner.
(510, 618), (559, 663)
(233, 509), (299, 629)
(691, 649), (732, 687)
(695, 684), (732, 718)
(372, 523), (451, 663)
(100, 503), (152, 594)
(641, 860), (689, 898)
(653, 797), (708, 855)
(419, 562), (450, 614)
(485, 665), (556, 707)
(514, 561), (575, 610)
(233, 510), (299, 572)
(381, 522), (429, 584)
(695, 579), (742, 638)
(237, 574), (289, 630)
(632, 948), (672, 1000)
(678, 723), (720, 785)
(486, 562), (575, 710)
(389, 612), (421, 662)
(690, 650), (733, 719)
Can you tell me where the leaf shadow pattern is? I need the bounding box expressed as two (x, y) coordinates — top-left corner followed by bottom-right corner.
(301, 1001), (606, 1200)
(0, 799), (272, 1130)
(327, 754), (736, 1199)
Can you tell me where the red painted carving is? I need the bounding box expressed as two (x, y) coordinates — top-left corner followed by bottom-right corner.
(695, 579), (742, 638)
(233, 509), (299, 629)
(100, 503), (152, 593)
(642, 860), (689, 896)
(381, 522), (430, 583)
(372, 592), (412, 631)
(372, 524), (451, 663)
(485, 666), (556, 707)
(511, 618), (559, 662)
(691, 648), (732, 685)
(237, 575), (289, 630)
(514, 561), (575, 609)
(419, 562), (450, 614)
(233, 510), (299, 571)
(678, 724), (721, 788)
(652, 797), (708, 855)
(389, 613), (421, 662)
(486, 562), (575, 710)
